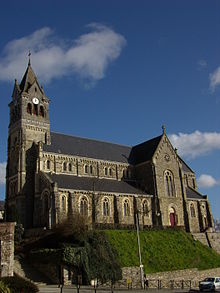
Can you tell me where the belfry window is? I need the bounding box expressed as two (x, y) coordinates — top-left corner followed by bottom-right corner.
(80, 197), (88, 216)
(33, 104), (38, 115)
(39, 106), (45, 117)
(27, 103), (32, 114)
(103, 198), (110, 216)
(84, 165), (88, 174)
(63, 162), (67, 171)
(164, 170), (175, 197)
(68, 163), (72, 172)
(123, 199), (130, 216)
(109, 168), (112, 176)
(90, 165), (93, 174)
(104, 167), (108, 176)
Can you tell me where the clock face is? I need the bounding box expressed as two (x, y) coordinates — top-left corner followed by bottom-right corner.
(32, 97), (39, 105)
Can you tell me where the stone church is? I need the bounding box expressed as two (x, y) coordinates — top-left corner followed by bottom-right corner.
(5, 62), (213, 233)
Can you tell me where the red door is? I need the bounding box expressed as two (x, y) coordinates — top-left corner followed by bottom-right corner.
(170, 213), (175, 227)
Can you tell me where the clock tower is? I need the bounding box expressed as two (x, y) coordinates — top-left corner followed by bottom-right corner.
(6, 60), (50, 228)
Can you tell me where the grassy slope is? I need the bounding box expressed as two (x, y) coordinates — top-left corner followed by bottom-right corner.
(104, 230), (220, 273)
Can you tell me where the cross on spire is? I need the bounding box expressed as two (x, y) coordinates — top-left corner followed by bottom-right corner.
(28, 50), (31, 66)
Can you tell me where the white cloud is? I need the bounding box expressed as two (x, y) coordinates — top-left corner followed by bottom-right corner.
(169, 131), (220, 159)
(0, 24), (126, 85)
(0, 162), (6, 185)
(197, 174), (220, 188)
(210, 66), (220, 92)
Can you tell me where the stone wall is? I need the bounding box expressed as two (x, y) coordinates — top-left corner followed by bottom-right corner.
(115, 266), (220, 289)
(0, 222), (15, 277)
(207, 232), (220, 254)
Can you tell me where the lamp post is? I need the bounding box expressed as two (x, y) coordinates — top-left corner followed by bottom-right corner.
(136, 211), (144, 288)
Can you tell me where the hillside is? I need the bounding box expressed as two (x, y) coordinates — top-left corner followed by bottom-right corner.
(105, 230), (220, 273)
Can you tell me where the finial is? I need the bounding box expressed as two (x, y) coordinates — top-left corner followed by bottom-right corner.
(28, 50), (31, 66)
(162, 125), (165, 134)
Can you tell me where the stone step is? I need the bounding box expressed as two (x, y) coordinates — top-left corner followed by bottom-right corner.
(192, 233), (209, 247)
(14, 257), (52, 286)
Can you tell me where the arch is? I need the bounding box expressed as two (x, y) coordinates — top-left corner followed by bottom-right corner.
(33, 104), (38, 115)
(27, 103), (32, 114)
(142, 200), (149, 216)
(123, 198), (130, 216)
(46, 160), (50, 170)
(169, 206), (177, 227)
(60, 194), (67, 212)
(80, 196), (88, 216)
(164, 170), (175, 197)
(90, 165), (93, 174)
(68, 163), (72, 172)
(104, 167), (108, 176)
(39, 105), (45, 117)
(63, 162), (67, 171)
(109, 168), (112, 176)
(103, 197), (110, 216)
(84, 164), (88, 174)
(190, 203), (196, 217)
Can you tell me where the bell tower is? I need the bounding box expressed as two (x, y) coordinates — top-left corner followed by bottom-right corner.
(6, 58), (50, 228)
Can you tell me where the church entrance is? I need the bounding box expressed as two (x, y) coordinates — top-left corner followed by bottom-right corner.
(169, 207), (176, 227)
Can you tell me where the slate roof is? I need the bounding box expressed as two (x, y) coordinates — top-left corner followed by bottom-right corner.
(47, 173), (147, 195)
(44, 132), (132, 163)
(43, 132), (163, 165)
(186, 186), (205, 200)
(128, 135), (162, 165)
(179, 157), (194, 173)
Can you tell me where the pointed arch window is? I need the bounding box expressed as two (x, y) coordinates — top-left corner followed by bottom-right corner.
(80, 196), (88, 216)
(103, 198), (110, 216)
(90, 165), (93, 174)
(123, 199), (130, 216)
(61, 195), (67, 212)
(84, 165), (88, 174)
(33, 104), (38, 115)
(39, 106), (45, 117)
(68, 163), (72, 172)
(109, 168), (112, 176)
(63, 162), (67, 171)
(104, 167), (108, 176)
(27, 103), (32, 114)
(142, 200), (149, 216)
(190, 203), (196, 217)
(164, 170), (175, 197)
(46, 160), (50, 170)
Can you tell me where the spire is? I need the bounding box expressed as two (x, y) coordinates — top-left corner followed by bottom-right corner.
(28, 50), (31, 66)
(162, 125), (165, 135)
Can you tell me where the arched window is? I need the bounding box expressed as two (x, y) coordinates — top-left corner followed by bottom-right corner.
(90, 165), (93, 174)
(61, 195), (67, 212)
(123, 199), (130, 216)
(169, 207), (177, 227)
(27, 103), (32, 114)
(103, 198), (110, 216)
(109, 168), (112, 176)
(33, 104), (38, 115)
(68, 163), (72, 172)
(63, 162), (67, 171)
(39, 106), (45, 117)
(84, 165), (88, 174)
(104, 167), (108, 176)
(142, 200), (149, 216)
(80, 197), (88, 216)
(190, 203), (196, 217)
(46, 160), (50, 170)
(164, 170), (175, 196)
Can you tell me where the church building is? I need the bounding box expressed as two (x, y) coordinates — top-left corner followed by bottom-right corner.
(5, 62), (214, 233)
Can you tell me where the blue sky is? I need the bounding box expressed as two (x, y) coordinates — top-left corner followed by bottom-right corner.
(0, 0), (220, 220)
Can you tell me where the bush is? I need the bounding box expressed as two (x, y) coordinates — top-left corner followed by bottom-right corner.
(0, 280), (10, 293)
(0, 275), (38, 293)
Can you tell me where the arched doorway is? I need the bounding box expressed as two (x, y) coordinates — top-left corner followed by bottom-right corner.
(169, 207), (176, 227)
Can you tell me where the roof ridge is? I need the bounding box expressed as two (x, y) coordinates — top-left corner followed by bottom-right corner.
(132, 134), (162, 148)
(51, 131), (132, 149)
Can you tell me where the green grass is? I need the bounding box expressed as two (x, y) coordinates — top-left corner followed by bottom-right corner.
(104, 230), (220, 273)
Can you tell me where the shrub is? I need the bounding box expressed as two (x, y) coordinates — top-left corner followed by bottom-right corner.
(0, 281), (10, 293)
(0, 275), (38, 293)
